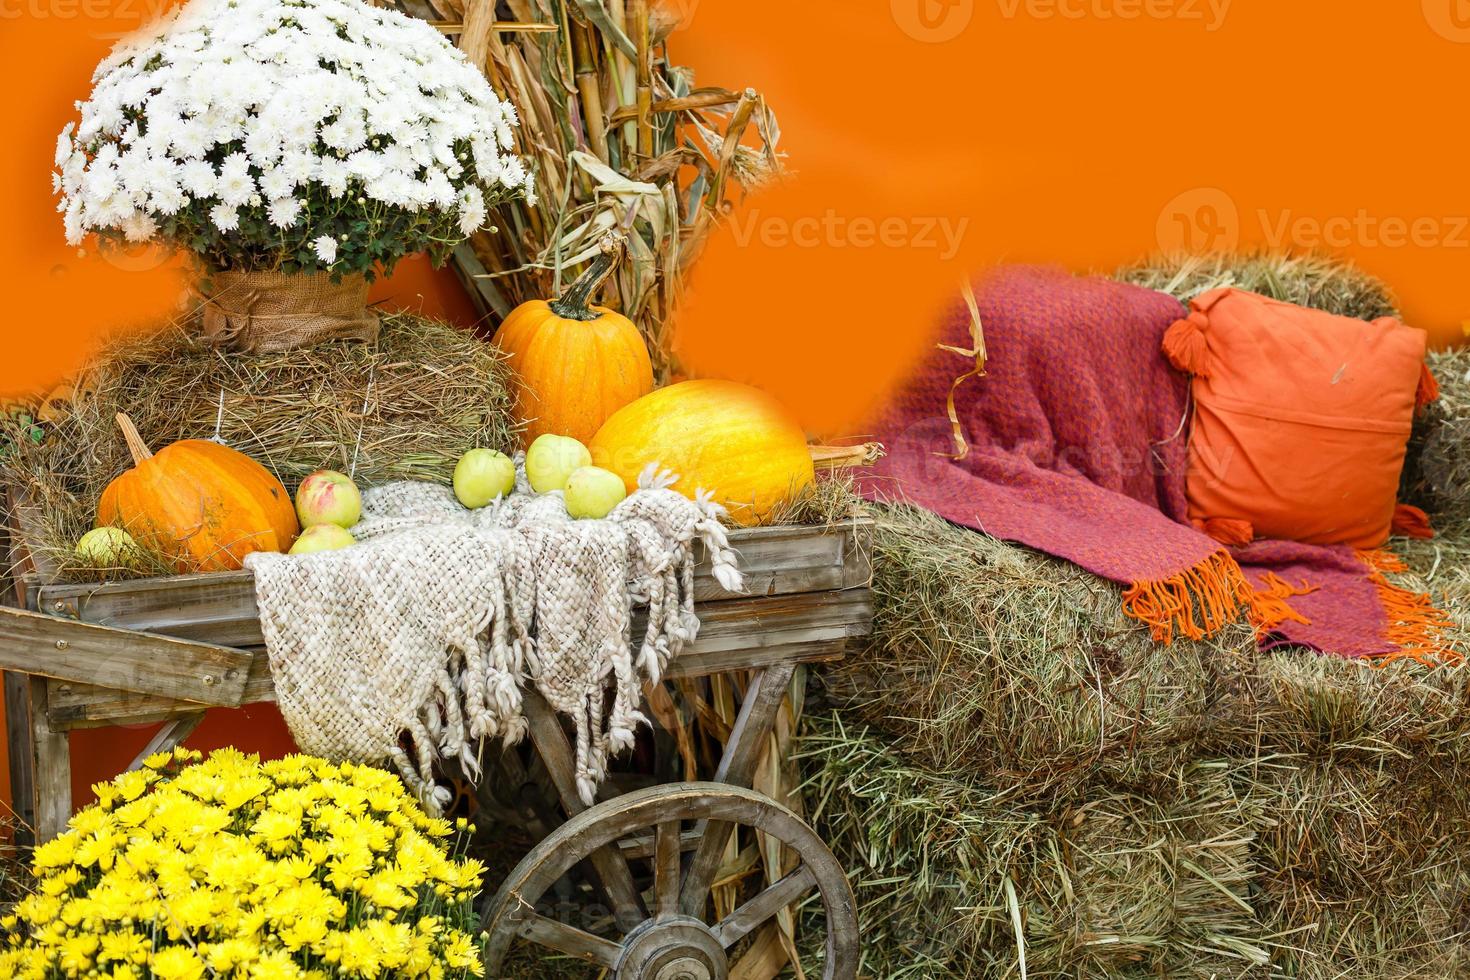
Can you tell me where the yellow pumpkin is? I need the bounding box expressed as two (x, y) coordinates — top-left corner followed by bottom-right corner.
(97, 413), (300, 572)
(589, 380), (815, 526)
(496, 232), (654, 446)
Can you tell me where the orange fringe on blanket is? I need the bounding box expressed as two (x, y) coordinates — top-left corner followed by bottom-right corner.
(1358, 549), (1460, 667)
(1123, 551), (1317, 645)
(1123, 551), (1251, 644)
(1245, 572), (1316, 637)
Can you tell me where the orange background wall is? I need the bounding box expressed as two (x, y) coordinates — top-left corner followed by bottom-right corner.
(6, 0), (1470, 821)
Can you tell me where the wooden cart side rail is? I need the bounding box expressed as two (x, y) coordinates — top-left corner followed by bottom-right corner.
(30, 518), (874, 648)
(44, 588), (873, 731)
(0, 606), (251, 707)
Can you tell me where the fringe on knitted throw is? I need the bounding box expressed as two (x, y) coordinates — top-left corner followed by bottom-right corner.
(246, 462), (743, 814)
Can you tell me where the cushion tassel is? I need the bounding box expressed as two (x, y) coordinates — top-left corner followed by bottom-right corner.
(1161, 311), (1213, 378)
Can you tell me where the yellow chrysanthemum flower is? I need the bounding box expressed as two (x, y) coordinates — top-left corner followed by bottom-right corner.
(2, 750), (487, 979)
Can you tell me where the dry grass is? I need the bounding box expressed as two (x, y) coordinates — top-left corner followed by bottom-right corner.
(1, 312), (518, 582)
(1115, 251), (1401, 322)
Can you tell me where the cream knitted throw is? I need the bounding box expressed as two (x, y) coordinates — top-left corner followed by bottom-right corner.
(245, 465), (743, 813)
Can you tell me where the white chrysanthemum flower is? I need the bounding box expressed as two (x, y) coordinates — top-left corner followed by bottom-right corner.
(267, 196), (303, 229)
(53, 0), (526, 264)
(313, 235), (338, 264)
(259, 168), (294, 201)
(458, 185), (485, 237)
(210, 202), (240, 232)
(55, 124), (75, 168)
(179, 160), (216, 197)
(121, 212), (158, 242)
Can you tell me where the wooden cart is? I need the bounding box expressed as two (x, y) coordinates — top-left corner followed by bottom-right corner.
(1, 513), (873, 979)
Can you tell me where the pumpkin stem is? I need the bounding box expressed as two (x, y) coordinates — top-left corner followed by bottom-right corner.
(115, 413), (154, 464)
(548, 232), (627, 322)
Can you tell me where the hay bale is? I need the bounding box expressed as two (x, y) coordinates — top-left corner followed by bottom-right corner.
(800, 715), (1470, 980)
(1114, 251), (1400, 322)
(818, 503), (1259, 798)
(1408, 348), (1470, 523)
(1, 313), (518, 581)
(835, 502), (1470, 786)
(798, 714), (1267, 980)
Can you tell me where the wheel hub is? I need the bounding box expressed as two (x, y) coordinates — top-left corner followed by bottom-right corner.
(615, 916), (729, 980)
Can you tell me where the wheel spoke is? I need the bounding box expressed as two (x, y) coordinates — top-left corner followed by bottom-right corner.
(712, 865), (818, 949)
(516, 913), (622, 967)
(654, 820), (682, 918)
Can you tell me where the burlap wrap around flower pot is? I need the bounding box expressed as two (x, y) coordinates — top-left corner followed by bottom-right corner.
(199, 269), (380, 353)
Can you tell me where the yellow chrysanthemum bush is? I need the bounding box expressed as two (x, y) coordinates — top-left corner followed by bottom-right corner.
(0, 748), (488, 980)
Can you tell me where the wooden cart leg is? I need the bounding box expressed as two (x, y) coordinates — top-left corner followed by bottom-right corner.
(4, 672), (35, 843)
(679, 662), (796, 917)
(523, 690), (648, 931)
(24, 678), (70, 846)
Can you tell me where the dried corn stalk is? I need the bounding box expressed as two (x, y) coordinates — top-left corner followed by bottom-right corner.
(394, 0), (784, 383)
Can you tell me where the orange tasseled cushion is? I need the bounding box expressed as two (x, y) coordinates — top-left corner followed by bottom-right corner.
(1162, 288), (1431, 550)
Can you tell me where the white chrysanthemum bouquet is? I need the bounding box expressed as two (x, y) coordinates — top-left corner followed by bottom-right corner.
(53, 0), (532, 285)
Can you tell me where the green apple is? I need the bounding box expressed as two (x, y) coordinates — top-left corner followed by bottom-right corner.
(564, 466), (629, 520)
(295, 470), (363, 528)
(75, 526), (139, 564)
(288, 524), (356, 555)
(526, 434), (592, 493)
(454, 448), (516, 509)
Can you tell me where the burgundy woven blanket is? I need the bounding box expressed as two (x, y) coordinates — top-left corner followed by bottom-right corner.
(859, 265), (1450, 662)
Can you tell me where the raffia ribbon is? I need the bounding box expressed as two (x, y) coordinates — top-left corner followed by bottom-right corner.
(198, 269), (381, 354)
(935, 279), (988, 461)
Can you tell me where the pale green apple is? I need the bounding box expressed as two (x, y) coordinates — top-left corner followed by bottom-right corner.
(526, 434), (592, 493)
(564, 466), (629, 520)
(295, 470), (363, 528)
(454, 448), (516, 509)
(75, 526), (140, 564)
(288, 523), (357, 555)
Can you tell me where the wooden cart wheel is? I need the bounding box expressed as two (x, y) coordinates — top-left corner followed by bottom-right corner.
(481, 782), (858, 979)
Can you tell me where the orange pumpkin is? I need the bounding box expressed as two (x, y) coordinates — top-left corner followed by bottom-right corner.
(97, 413), (300, 572)
(589, 380), (815, 526)
(496, 232), (654, 446)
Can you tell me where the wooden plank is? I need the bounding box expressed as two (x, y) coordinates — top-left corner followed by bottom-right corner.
(48, 649), (274, 729)
(0, 607), (250, 706)
(44, 595), (869, 728)
(31, 519), (875, 648)
(126, 712), (205, 773)
(27, 677), (70, 844)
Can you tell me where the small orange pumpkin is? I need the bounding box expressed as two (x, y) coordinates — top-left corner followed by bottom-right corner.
(97, 413), (300, 572)
(496, 232), (655, 446)
(589, 379), (816, 527)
